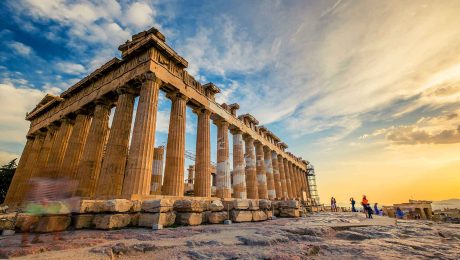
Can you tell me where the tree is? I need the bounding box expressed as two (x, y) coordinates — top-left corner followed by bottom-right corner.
(0, 159), (17, 204)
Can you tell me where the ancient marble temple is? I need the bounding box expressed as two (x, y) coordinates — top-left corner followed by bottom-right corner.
(4, 28), (311, 205)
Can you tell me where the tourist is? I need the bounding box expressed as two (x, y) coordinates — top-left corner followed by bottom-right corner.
(367, 204), (374, 219)
(396, 207), (405, 219)
(350, 197), (357, 212)
(330, 197), (335, 212)
(361, 195), (371, 218)
(374, 203), (380, 215)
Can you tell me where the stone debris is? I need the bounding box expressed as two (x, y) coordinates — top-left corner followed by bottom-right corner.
(208, 212), (228, 224)
(174, 199), (209, 213)
(252, 211), (268, 222)
(72, 214), (94, 229)
(141, 199), (174, 213)
(231, 210), (253, 222)
(176, 212), (203, 226)
(209, 200), (224, 211)
(93, 214), (131, 229)
(138, 212), (176, 227)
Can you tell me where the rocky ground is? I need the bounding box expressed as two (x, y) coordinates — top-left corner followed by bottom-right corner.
(0, 212), (459, 259)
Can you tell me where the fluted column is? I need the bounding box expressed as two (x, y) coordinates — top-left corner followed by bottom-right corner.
(255, 141), (267, 199)
(150, 146), (165, 194)
(15, 132), (46, 203)
(76, 100), (111, 197)
(162, 92), (187, 196)
(215, 119), (231, 198)
(293, 166), (301, 198)
(97, 88), (136, 197)
(278, 155), (288, 199)
(302, 170), (310, 198)
(244, 135), (258, 199)
(298, 167), (306, 198)
(288, 162), (298, 199)
(283, 158), (293, 199)
(231, 129), (246, 199)
(35, 125), (58, 178)
(43, 117), (74, 178)
(123, 75), (161, 196)
(264, 147), (275, 200)
(4, 136), (34, 204)
(194, 108), (211, 197)
(271, 151), (282, 199)
(61, 112), (91, 180)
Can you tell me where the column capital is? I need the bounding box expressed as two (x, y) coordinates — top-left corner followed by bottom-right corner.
(131, 71), (160, 85)
(166, 91), (189, 102)
(94, 97), (113, 108)
(229, 127), (242, 135)
(192, 106), (211, 116)
(116, 85), (138, 96)
(212, 117), (228, 126)
(243, 133), (254, 142)
(263, 146), (271, 153)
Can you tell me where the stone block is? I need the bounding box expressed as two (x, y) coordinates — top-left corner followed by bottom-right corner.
(264, 210), (274, 219)
(233, 199), (250, 210)
(142, 199), (174, 213)
(72, 214), (94, 229)
(175, 212), (203, 226)
(130, 213), (140, 226)
(252, 211), (268, 222)
(231, 210), (253, 222)
(16, 214), (40, 232)
(248, 199), (259, 210)
(279, 208), (301, 218)
(131, 200), (142, 212)
(208, 212), (228, 224)
(78, 200), (106, 213)
(0, 213), (16, 230)
(138, 212), (176, 227)
(35, 215), (71, 232)
(174, 199), (208, 213)
(279, 200), (300, 209)
(104, 199), (133, 212)
(93, 214), (131, 229)
(221, 199), (234, 211)
(274, 209), (280, 217)
(202, 211), (211, 224)
(209, 200), (224, 211)
(259, 199), (272, 210)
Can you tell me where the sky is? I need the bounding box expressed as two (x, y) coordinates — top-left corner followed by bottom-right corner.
(0, 0), (459, 206)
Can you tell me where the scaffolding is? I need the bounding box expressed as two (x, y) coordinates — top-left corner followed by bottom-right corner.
(307, 163), (320, 205)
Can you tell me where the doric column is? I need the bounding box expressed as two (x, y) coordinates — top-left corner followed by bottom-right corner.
(294, 166), (302, 198)
(187, 165), (195, 184)
(76, 99), (111, 197)
(61, 112), (91, 180)
(96, 88), (136, 197)
(123, 74), (161, 197)
(283, 158), (293, 199)
(264, 147), (275, 200)
(215, 119), (231, 199)
(194, 108), (211, 197)
(150, 146), (165, 194)
(231, 129), (246, 199)
(43, 117), (74, 178)
(255, 141), (267, 199)
(162, 92), (188, 196)
(277, 155), (288, 199)
(35, 124), (58, 178)
(302, 170), (310, 197)
(244, 135), (258, 199)
(288, 162), (298, 199)
(271, 151), (282, 199)
(4, 136), (34, 204)
(15, 132), (46, 203)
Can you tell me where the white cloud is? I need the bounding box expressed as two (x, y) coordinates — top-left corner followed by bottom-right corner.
(124, 2), (155, 29)
(55, 61), (86, 75)
(7, 41), (33, 56)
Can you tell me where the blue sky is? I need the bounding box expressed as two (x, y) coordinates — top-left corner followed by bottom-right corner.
(1, 0), (460, 204)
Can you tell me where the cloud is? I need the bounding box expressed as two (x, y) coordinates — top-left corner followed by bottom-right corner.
(55, 61), (86, 75)
(124, 2), (155, 29)
(7, 41), (33, 56)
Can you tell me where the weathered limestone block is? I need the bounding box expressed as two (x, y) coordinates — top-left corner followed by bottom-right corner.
(105, 199), (134, 212)
(72, 214), (94, 229)
(78, 200), (106, 213)
(252, 211), (268, 222)
(131, 200), (142, 212)
(208, 212), (228, 224)
(174, 199), (208, 213)
(138, 212), (176, 227)
(130, 213), (140, 226)
(231, 210), (253, 222)
(142, 199), (174, 213)
(0, 213), (16, 230)
(259, 199), (272, 210)
(35, 215), (71, 232)
(265, 210), (274, 219)
(279, 200), (300, 209)
(78, 199), (134, 213)
(233, 199), (250, 210)
(209, 200), (224, 211)
(93, 214), (131, 229)
(221, 199), (234, 211)
(202, 211), (211, 224)
(279, 208), (301, 218)
(16, 214), (40, 231)
(176, 212), (203, 226)
(248, 199), (259, 210)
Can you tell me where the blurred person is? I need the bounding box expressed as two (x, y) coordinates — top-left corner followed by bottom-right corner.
(396, 207), (405, 219)
(374, 203), (380, 215)
(350, 197), (357, 212)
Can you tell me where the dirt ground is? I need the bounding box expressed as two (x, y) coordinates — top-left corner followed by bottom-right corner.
(1, 212), (459, 259)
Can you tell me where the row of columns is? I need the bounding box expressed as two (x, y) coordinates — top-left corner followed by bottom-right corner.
(5, 72), (309, 205)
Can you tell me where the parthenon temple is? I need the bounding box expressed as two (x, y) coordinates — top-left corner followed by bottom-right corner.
(4, 27), (312, 206)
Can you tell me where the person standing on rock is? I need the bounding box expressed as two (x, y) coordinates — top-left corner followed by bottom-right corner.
(331, 197), (337, 212)
(374, 203), (380, 215)
(396, 207), (405, 219)
(350, 197), (357, 212)
(361, 195), (371, 218)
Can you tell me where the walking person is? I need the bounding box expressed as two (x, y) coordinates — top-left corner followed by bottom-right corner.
(350, 197), (357, 212)
(361, 195), (372, 218)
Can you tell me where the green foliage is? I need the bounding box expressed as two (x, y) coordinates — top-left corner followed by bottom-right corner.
(0, 159), (17, 204)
